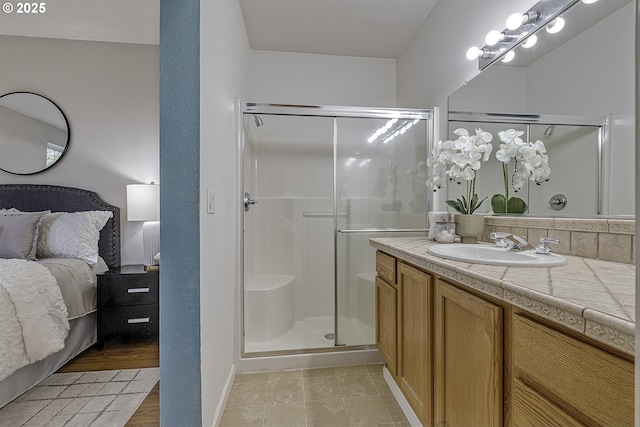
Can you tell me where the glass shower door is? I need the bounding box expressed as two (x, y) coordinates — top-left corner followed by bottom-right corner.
(243, 113), (335, 354)
(334, 116), (429, 346)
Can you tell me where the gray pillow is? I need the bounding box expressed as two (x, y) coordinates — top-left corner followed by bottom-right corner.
(0, 212), (46, 260)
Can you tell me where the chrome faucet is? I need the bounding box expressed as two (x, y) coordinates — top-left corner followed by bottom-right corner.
(489, 232), (530, 251)
(534, 237), (560, 254)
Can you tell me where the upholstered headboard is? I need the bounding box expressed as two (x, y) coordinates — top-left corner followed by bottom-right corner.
(0, 184), (121, 268)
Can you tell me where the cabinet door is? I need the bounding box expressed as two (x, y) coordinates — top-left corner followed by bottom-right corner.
(375, 276), (397, 375)
(397, 262), (433, 427)
(512, 314), (634, 427)
(512, 379), (586, 427)
(434, 279), (503, 427)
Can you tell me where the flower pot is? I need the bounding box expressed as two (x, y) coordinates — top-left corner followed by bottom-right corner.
(454, 214), (485, 244)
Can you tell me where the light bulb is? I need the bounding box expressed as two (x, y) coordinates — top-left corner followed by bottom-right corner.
(546, 17), (565, 34)
(506, 13), (524, 30)
(485, 30), (505, 46)
(466, 46), (482, 60)
(521, 34), (537, 48)
(501, 51), (515, 63)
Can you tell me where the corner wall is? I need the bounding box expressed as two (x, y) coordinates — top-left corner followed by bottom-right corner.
(199, 0), (251, 425)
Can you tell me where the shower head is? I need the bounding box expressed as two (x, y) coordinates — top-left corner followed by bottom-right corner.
(253, 115), (264, 127)
(543, 125), (554, 137)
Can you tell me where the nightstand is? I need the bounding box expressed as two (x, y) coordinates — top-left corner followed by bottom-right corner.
(97, 265), (159, 350)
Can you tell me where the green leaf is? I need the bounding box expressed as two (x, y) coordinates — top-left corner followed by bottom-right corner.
(491, 194), (507, 213)
(507, 197), (528, 214)
(445, 199), (462, 213)
(469, 196), (487, 214)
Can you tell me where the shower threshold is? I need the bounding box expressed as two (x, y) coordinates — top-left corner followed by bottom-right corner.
(244, 315), (374, 355)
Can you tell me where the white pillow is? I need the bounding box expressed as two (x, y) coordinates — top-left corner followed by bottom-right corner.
(37, 211), (113, 265)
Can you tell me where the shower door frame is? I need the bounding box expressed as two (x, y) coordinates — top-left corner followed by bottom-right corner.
(239, 102), (434, 358)
(448, 111), (610, 216)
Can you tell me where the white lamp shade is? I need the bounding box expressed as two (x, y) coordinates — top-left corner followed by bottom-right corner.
(127, 184), (160, 221)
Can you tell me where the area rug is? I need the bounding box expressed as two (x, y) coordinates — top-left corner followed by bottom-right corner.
(0, 367), (159, 427)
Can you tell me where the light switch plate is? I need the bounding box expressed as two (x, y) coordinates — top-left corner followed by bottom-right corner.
(207, 189), (215, 214)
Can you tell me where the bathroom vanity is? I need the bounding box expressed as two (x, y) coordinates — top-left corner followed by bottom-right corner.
(372, 237), (634, 427)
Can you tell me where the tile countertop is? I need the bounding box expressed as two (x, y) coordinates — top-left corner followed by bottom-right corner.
(370, 236), (636, 357)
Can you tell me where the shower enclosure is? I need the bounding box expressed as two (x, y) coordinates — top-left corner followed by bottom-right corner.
(240, 103), (433, 356)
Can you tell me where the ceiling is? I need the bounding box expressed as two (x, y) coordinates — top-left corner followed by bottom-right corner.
(239, 0), (437, 59)
(0, 0), (437, 59)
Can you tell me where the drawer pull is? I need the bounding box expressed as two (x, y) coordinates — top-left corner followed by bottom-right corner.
(128, 317), (151, 324)
(128, 287), (150, 293)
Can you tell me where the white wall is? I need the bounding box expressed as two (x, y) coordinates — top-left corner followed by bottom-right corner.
(250, 50), (396, 106)
(524, 3), (635, 215)
(199, 0), (250, 425)
(0, 35), (159, 264)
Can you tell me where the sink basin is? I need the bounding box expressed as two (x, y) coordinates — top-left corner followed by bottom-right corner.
(428, 244), (567, 267)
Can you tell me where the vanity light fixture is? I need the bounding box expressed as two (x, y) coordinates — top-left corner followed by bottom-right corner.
(466, 46), (492, 61)
(546, 17), (565, 34)
(501, 50), (516, 63)
(485, 30), (506, 46)
(521, 34), (538, 48)
(505, 11), (540, 31)
(470, 0), (584, 70)
(582, 0), (598, 3)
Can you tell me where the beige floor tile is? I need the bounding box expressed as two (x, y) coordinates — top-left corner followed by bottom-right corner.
(266, 378), (304, 404)
(337, 374), (379, 398)
(219, 405), (264, 427)
(234, 372), (269, 384)
(263, 402), (306, 427)
(226, 382), (267, 408)
(268, 369), (303, 382)
(344, 396), (393, 426)
(369, 372), (392, 396)
(302, 367), (336, 378)
(381, 394), (408, 422)
(305, 399), (350, 427)
(304, 377), (342, 401)
(365, 363), (385, 374)
(334, 365), (369, 377)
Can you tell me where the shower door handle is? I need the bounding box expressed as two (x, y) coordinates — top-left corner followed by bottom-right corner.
(244, 192), (257, 212)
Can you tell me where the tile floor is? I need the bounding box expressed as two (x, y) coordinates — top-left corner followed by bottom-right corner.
(220, 363), (409, 427)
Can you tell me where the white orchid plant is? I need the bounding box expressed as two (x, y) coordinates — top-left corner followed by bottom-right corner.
(427, 128), (493, 214)
(492, 129), (551, 213)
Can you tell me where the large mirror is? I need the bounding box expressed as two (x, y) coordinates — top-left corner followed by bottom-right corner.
(0, 92), (70, 175)
(448, 0), (634, 216)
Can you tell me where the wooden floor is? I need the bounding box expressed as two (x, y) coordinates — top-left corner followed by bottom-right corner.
(57, 337), (160, 426)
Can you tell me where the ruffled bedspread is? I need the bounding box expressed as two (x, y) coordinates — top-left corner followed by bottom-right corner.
(0, 259), (69, 381)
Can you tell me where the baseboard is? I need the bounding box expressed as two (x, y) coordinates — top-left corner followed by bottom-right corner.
(212, 363), (237, 427)
(382, 366), (423, 427)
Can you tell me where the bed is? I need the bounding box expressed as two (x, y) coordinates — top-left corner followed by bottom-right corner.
(0, 184), (120, 408)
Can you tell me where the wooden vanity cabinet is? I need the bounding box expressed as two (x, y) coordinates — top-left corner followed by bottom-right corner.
(375, 252), (397, 375)
(374, 250), (633, 427)
(511, 313), (634, 427)
(434, 278), (503, 427)
(396, 262), (433, 427)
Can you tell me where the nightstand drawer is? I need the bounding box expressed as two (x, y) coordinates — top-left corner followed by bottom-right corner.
(99, 276), (159, 306)
(101, 304), (159, 337)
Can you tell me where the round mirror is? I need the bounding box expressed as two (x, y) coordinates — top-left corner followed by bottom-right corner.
(0, 92), (70, 175)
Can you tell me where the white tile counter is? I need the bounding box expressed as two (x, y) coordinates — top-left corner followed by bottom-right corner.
(370, 236), (635, 356)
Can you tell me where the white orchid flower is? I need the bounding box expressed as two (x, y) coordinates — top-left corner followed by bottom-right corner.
(461, 166), (475, 181)
(453, 128), (470, 137)
(498, 129), (524, 143)
(534, 140), (546, 154)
